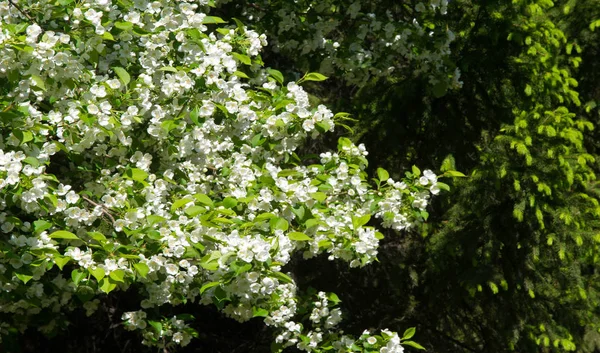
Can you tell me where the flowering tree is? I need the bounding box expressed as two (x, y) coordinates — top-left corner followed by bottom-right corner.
(0, 0), (448, 351)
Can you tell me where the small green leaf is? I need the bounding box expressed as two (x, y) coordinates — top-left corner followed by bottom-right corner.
(272, 271), (293, 284)
(114, 21), (133, 30)
(222, 197), (238, 208)
(22, 156), (40, 167)
(109, 269), (125, 283)
(49, 230), (79, 240)
(134, 263), (149, 278)
(147, 215), (166, 225)
(89, 267), (105, 281)
(113, 67), (131, 86)
(310, 192), (327, 202)
(14, 130), (33, 145)
(233, 70), (249, 79)
(99, 278), (117, 293)
(377, 168), (390, 182)
(33, 220), (53, 233)
(202, 16), (226, 24)
(184, 205), (206, 217)
(71, 269), (86, 286)
(412, 165), (421, 177)
(402, 327), (416, 340)
(102, 32), (115, 41)
(15, 271), (33, 284)
(125, 168), (148, 182)
(301, 72), (328, 82)
(171, 198), (193, 212)
(288, 232), (312, 241)
(88, 231), (107, 242)
(352, 215), (371, 230)
(327, 292), (341, 304)
(252, 307), (269, 317)
(444, 170), (466, 177)
(54, 256), (71, 270)
(158, 66), (177, 72)
(402, 341), (426, 350)
(270, 217), (289, 232)
(194, 193), (214, 207)
(200, 281), (221, 294)
(267, 68), (284, 84)
(232, 52), (252, 65)
(31, 75), (46, 91)
(148, 320), (162, 333)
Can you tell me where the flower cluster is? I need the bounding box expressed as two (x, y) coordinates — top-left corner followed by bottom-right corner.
(0, 0), (441, 351)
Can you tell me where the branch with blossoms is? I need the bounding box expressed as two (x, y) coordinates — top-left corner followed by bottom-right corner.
(0, 0), (457, 351)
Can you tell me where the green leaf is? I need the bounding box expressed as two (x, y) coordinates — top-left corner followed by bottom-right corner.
(233, 70), (249, 79)
(109, 269), (125, 283)
(54, 256), (71, 270)
(125, 168), (148, 182)
(23, 156), (40, 167)
(444, 170), (466, 177)
(402, 327), (416, 340)
(255, 212), (276, 221)
(147, 215), (166, 225)
(15, 271), (33, 284)
(436, 182), (450, 191)
(301, 72), (328, 82)
(402, 340), (426, 350)
(102, 32), (115, 41)
(184, 205), (206, 217)
(112, 67), (130, 86)
(310, 192), (327, 202)
(89, 267), (105, 281)
(252, 307), (269, 317)
(88, 231), (107, 242)
(33, 220), (53, 233)
(352, 215), (371, 230)
(270, 217), (289, 232)
(200, 281), (221, 294)
(148, 320), (162, 333)
(194, 193), (214, 207)
(202, 16), (226, 24)
(158, 66), (177, 72)
(267, 68), (284, 84)
(287, 232), (312, 241)
(99, 278), (117, 293)
(114, 21), (133, 30)
(222, 197), (238, 208)
(232, 52), (251, 65)
(71, 269), (86, 286)
(31, 74), (46, 91)
(327, 292), (341, 304)
(440, 154), (456, 172)
(49, 230), (79, 240)
(525, 84), (532, 96)
(172, 198), (193, 212)
(377, 168), (390, 182)
(134, 263), (149, 278)
(272, 271), (293, 284)
(412, 165), (421, 177)
(14, 130), (33, 145)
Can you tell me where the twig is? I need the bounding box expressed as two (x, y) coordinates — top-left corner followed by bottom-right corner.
(7, 0), (40, 27)
(82, 195), (117, 225)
